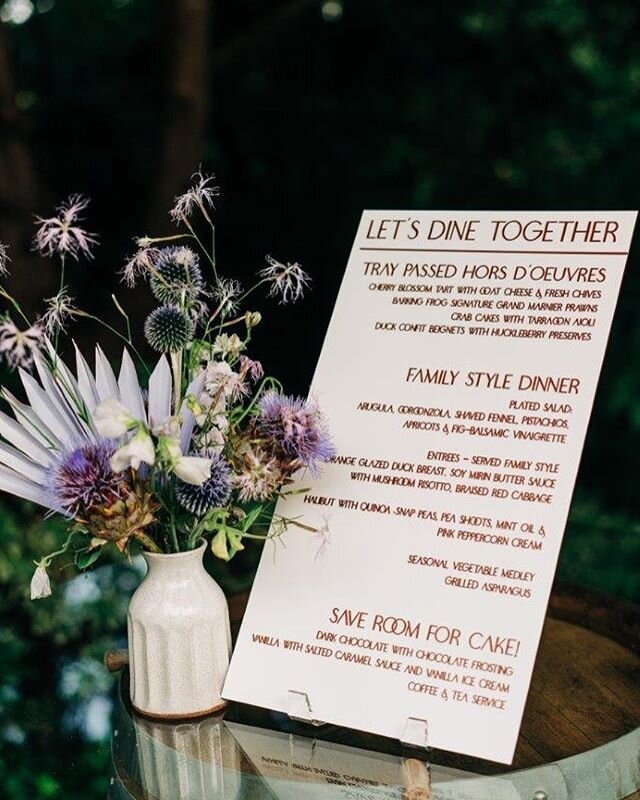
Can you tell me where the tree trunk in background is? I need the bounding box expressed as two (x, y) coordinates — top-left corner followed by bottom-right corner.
(0, 25), (48, 315)
(149, 0), (210, 228)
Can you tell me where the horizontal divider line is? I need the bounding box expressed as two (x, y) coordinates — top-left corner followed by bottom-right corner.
(358, 247), (629, 255)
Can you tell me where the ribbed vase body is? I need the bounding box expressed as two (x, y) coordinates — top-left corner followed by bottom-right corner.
(128, 540), (231, 718)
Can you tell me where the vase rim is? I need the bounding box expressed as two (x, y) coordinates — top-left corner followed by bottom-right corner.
(142, 538), (207, 561)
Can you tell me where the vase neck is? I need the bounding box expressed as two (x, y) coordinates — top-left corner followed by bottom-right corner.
(142, 541), (207, 578)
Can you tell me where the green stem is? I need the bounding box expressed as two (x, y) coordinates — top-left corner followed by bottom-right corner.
(233, 376), (283, 427)
(133, 530), (163, 554)
(236, 278), (271, 306)
(169, 519), (180, 553)
(182, 216), (217, 281)
(144, 233), (193, 245)
(53, 256), (66, 356)
(41, 529), (77, 566)
(0, 288), (33, 327)
(74, 311), (150, 376)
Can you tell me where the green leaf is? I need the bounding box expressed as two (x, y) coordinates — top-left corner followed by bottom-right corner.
(75, 549), (102, 571)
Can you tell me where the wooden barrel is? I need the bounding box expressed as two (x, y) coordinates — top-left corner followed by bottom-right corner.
(227, 582), (640, 798)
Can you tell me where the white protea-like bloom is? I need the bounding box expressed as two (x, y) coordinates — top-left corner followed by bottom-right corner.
(33, 194), (98, 260)
(0, 318), (43, 369)
(170, 171), (220, 222)
(0, 341), (200, 512)
(259, 255), (311, 304)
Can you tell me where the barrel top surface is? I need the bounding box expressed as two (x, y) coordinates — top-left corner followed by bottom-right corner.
(228, 583), (640, 775)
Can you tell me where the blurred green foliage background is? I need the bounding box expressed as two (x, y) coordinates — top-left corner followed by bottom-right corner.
(0, 0), (638, 796)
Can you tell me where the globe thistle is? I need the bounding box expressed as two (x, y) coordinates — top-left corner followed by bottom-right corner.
(258, 391), (335, 476)
(144, 305), (193, 352)
(150, 246), (203, 304)
(175, 450), (232, 516)
(45, 439), (123, 516)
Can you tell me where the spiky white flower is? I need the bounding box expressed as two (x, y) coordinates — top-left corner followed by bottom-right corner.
(93, 397), (136, 438)
(259, 255), (310, 304)
(41, 289), (78, 336)
(30, 563), (52, 600)
(0, 318), (43, 369)
(170, 171), (220, 222)
(0, 344), (183, 513)
(111, 429), (155, 472)
(33, 194), (98, 260)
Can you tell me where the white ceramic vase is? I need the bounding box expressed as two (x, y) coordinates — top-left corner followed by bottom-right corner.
(127, 539), (231, 719)
(132, 713), (242, 800)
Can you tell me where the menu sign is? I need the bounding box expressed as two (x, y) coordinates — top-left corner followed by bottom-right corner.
(223, 211), (637, 763)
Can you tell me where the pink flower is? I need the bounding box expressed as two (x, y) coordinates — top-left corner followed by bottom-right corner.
(0, 317), (42, 369)
(33, 194), (98, 260)
(170, 171), (220, 222)
(121, 245), (161, 288)
(41, 289), (78, 336)
(239, 355), (264, 383)
(234, 446), (281, 502)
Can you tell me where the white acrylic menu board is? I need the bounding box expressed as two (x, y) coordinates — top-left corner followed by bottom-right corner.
(223, 211), (637, 763)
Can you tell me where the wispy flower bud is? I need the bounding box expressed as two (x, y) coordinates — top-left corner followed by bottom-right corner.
(41, 288), (78, 336)
(245, 311), (262, 328)
(170, 171), (220, 223)
(259, 255), (311, 304)
(33, 194), (98, 260)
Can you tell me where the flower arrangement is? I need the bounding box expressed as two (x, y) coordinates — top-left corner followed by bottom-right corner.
(0, 174), (334, 600)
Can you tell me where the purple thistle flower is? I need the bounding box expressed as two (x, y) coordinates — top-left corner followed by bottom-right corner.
(45, 439), (123, 516)
(257, 391), (335, 476)
(33, 194), (98, 261)
(175, 450), (232, 516)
